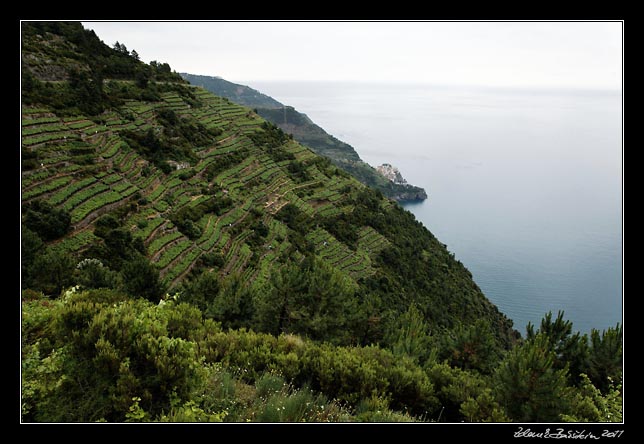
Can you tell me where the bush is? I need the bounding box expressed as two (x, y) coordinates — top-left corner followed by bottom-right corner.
(562, 374), (622, 422)
(354, 396), (415, 422)
(256, 389), (321, 423)
(75, 258), (120, 290)
(23, 200), (71, 241)
(120, 256), (166, 302)
(30, 249), (76, 296)
(255, 373), (287, 399)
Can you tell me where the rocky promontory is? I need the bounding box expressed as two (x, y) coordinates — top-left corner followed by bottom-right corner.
(376, 163), (428, 201)
(376, 163), (408, 185)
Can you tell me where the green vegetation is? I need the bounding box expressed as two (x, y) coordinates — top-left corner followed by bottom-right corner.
(120, 110), (221, 172)
(21, 22), (622, 423)
(180, 73), (283, 108)
(179, 73), (427, 202)
(22, 22), (189, 116)
(21, 288), (622, 423)
(23, 200), (71, 241)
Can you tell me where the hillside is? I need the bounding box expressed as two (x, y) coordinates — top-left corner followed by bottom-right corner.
(180, 73), (283, 108)
(21, 22), (621, 424)
(21, 21), (512, 337)
(180, 73), (428, 202)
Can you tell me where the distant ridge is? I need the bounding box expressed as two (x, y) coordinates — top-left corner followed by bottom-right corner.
(180, 73), (428, 202)
(180, 74), (283, 108)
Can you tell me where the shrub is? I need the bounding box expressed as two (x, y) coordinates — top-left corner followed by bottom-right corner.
(23, 200), (71, 241)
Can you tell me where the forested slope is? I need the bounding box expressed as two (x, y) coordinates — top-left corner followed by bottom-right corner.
(20, 22), (622, 423)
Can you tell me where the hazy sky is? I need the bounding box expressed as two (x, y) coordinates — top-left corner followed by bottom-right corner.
(82, 21), (622, 90)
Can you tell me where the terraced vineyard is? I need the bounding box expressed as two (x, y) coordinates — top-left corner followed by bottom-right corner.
(22, 85), (390, 291)
(21, 20), (517, 358)
(20, 22), (533, 425)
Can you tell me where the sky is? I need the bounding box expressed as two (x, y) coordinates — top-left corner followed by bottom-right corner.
(82, 21), (622, 90)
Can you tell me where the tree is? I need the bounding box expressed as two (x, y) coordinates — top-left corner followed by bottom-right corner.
(385, 303), (434, 364)
(21, 226), (44, 287)
(113, 41), (128, 54)
(68, 68), (106, 115)
(254, 258), (358, 344)
(130, 49), (140, 61)
(182, 271), (220, 312)
(443, 319), (500, 374)
(352, 287), (385, 346)
(92, 214), (146, 270)
(587, 324), (622, 393)
(254, 260), (308, 336)
(23, 200), (71, 241)
(75, 258), (120, 290)
(425, 362), (490, 422)
(494, 334), (571, 422)
(30, 249), (76, 296)
(150, 60), (172, 76)
(120, 256), (166, 302)
(135, 66), (151, 89)
(526, 311), (589, 385)
(562, 373), (622, 422)
(460, 388), (510, 422)
(207, 274), (255, 330)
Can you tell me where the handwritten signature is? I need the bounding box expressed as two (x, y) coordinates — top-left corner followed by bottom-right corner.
(514, 427), (624, 440)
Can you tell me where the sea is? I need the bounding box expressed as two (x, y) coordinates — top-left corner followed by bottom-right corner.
(247, 80), (623, 335)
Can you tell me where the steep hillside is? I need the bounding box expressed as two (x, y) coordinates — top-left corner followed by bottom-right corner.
(22, 21), (513, 341)
(180, 73), (427, 202)
(26, 22), (627, 424)
(180, 73), (283, 108)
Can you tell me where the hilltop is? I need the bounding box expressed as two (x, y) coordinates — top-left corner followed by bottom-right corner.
(180, 73), (428, 202)
(21, 22), (621, 424)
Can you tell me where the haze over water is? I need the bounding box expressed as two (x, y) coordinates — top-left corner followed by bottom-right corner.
(249, 81), (623, 335)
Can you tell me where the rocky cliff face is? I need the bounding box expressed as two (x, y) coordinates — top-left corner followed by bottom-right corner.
(391, 189), (428, 201)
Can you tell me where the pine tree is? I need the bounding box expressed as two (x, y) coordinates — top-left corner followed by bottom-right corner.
(444, 319), (499, 373)
(386, 303), (434, 364)
(254, 258), (357, 344)
(207, 274), (255, 329)
(587, 324), (622, 393)
(495, 334), (571, 422)
(526, 311), (589, 385)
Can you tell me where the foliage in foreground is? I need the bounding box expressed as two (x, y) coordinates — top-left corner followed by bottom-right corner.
(21, 288), (422, 422)
(20, 21), (623, 424)
(21, 288), (622, 423)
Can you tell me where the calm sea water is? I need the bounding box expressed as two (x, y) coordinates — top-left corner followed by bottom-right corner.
(248, 81), (623, 335)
